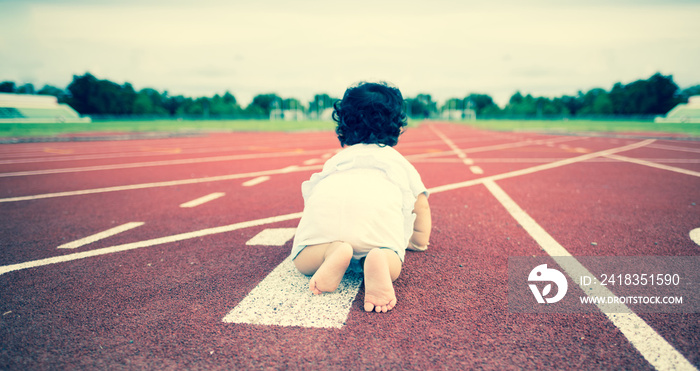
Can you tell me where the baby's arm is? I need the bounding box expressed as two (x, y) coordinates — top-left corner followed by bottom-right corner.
(408, 193), (431, 251)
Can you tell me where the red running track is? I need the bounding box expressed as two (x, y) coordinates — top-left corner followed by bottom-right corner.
(0, 122), (698, 369)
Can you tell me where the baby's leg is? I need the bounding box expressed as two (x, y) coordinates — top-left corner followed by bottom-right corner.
(363, 248), (402, 313)
(293, 241), (353, 295)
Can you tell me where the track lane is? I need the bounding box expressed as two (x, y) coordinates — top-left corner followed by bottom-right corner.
(1, 123), (698, 369)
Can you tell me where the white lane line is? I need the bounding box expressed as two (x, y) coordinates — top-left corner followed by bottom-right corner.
(0, 212), (303, 276)
(2, 140), (656, 261)
(0, 146), (333, 167)
(604, 154), (700, 177)
(57, 222), (144, 249)
(690, 228), (700, 246)
(431, 125), (482, 174)
(242, 176), (270, 187)
(179, 192), (226, 208)
(402, 136), (580, 162)
(429, 125), (471, 162)
(415, 157), (700, 164)
(0, 139), (667, 332)
(222, 257), (362, 328)
(245, 228), (297, 246)
(483, 180), (695, 371)
(429, 139), (655, 194)
(0, 164), (322, 203)
(469, 166), (484, 174)
(647, 143), (700, 154)
(303, 158), (323, 165)
(460, 137), (575, 154)
(0, 151), (314, 178)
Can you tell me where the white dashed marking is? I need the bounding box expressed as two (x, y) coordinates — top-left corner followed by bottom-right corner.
(690, 228), (700, 246)
(303, 158), (323, 165)
(242, 176), (271, 187)
(469, 166), (484, 174)
(246, 228), (297, 246)
(1, 213), (303, 276)
(180, 192), (225, 208)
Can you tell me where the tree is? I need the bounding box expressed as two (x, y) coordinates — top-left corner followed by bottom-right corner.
(37, 85), (68, 102)
(504, 92), (537, 115)
(282, 98), (303, 110)
(680, 85), (700, 102)
(132, 88), (169, 115)
(442, 98), (466, 111)
(610, 73), (680, 115)
(65, 73), (137, 115)
(0, 81), (15, 93)
(163, 94), (186, 116)
(222, 91), (237, 105)
(245, 93), (281, 116)
(560, 93), (584, 115)
(509, 91), (524, 105)
(406, 94), (436, 118)
(209, 93), (242, 116)
(16, 83), (35, 94)
(579, 88), (612, 115)
(465, 93), (499, 115)
(309, 93), (336, 116)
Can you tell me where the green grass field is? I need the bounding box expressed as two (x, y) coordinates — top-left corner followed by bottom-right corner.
(0, 118), (698, 138)
(0, 120), (337, 138)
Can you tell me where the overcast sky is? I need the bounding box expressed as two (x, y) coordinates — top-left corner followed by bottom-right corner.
(1, 0), (699, 106)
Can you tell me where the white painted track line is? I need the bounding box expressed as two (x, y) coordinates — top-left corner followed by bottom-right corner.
(0, 213), (303, 276)
(605, 154), (700, 177)
(0, 165), (322, 203)
(57, 222), (144, 249)
(179, 192), (226, 208)
(404, 135), (580, 161)
(647, 143), (700, 154)
(242, 176), (270, 187)
(0, 146), (334, 167)
(429, 139), (655, 194)
(469, 165), (484, 174)
(222, 257), (362, 328)
(690, 228), (700, 246)
(483, 179), (695, 371)
(429, 125), (472, 164)
(245, 228), (297, 246)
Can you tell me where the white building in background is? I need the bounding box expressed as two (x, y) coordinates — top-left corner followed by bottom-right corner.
(655, 96), (700, 123)
(0, 93), (91, 123)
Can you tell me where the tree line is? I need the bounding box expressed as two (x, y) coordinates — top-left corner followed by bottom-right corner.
(1, 72), (698, 119)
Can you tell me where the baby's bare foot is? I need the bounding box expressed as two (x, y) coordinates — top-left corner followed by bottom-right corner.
(309, 242), (353, 295)
(363, 249), (397, 313)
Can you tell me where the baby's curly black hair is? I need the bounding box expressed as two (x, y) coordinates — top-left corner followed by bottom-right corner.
(332, 82), (408, 147)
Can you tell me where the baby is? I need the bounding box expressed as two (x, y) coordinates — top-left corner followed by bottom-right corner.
(291, 82), (431, 313)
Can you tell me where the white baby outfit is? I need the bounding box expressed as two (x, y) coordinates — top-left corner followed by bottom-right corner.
(291, 143), (428, 265)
